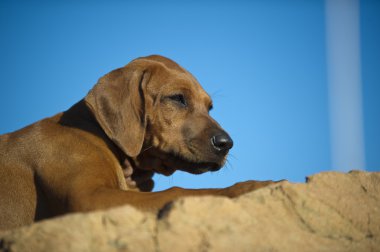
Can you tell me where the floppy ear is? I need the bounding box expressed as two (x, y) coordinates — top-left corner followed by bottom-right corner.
(85, 66), (150, 157)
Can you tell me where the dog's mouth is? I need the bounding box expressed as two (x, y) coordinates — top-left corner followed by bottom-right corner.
(136, 147), (226, 176)
(159, 161), (221, 176)
(154, 151), (224, 176)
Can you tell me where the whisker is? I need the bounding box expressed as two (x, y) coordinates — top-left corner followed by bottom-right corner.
(225, 159), (234, 171)
(228, 153), (238, 161)
(169, 174), (174, 185)
(141, 145), (153, 153)
(210, 89), (225, 99)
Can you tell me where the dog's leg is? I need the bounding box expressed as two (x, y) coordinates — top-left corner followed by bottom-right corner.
(67, 180), (276, 213)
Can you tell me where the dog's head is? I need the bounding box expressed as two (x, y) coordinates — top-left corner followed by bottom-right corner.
(85, 55), (233, 176)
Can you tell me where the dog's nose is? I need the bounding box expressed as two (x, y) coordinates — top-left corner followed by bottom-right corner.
(211, 133), (233, 152)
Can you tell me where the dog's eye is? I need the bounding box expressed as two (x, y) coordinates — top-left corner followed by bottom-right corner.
(168, 94), (187, 107)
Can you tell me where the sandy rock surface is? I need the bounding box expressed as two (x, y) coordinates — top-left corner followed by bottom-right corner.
(1, 171), (379, 252)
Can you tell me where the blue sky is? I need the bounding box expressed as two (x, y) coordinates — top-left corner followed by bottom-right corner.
(0, 0), (379, 191)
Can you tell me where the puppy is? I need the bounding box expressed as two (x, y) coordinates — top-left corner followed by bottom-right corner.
(0, 55), (274, 230)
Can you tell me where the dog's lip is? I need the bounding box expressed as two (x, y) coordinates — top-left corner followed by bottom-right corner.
(154, 159), (222, 176)
(179, 162), (222, 174)
(155, 164), (176, 176)
(147, 149), (224, 176)
(161, 160), (222, 175)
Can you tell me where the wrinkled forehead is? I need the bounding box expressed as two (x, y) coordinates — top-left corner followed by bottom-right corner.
(165, 70), (212, 107)
(141, 58), (213, 107)
(169, 72), (212, 102)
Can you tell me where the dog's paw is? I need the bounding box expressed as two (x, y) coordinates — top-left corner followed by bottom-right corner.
(221, 180), (276, 198)
(122, 159), (138, 189)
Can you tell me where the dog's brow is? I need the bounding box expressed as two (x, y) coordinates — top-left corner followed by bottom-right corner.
(204, 96), (213, 110)
(209, 102), (214, 111)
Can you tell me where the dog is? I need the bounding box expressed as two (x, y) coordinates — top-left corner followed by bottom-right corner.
(0, 55), (274, 230)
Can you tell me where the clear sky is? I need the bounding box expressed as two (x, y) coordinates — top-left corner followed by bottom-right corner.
(0, 0), (379, 192)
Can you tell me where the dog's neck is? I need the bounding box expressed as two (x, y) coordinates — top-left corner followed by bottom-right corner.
(59, 99), (154, 191)
(59, 99), (125, 158)
(122, 157), (155, 192)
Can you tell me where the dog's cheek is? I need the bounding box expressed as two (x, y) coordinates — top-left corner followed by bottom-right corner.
(181, 124), (194, 143)
(147, 107), (173, 148)
(181, 116), (210, 144)
(145, 115), (180, 159)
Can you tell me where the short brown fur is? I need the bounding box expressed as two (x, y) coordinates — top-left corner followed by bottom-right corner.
(0, 55), (275, 230)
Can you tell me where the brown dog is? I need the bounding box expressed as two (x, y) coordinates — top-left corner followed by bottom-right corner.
(0, 55), (274, 230)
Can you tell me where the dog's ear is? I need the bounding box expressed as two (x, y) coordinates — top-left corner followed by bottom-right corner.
(85, 65), (150, 157)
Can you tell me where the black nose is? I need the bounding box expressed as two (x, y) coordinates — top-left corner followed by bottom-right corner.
(211, 134), (233, 152)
